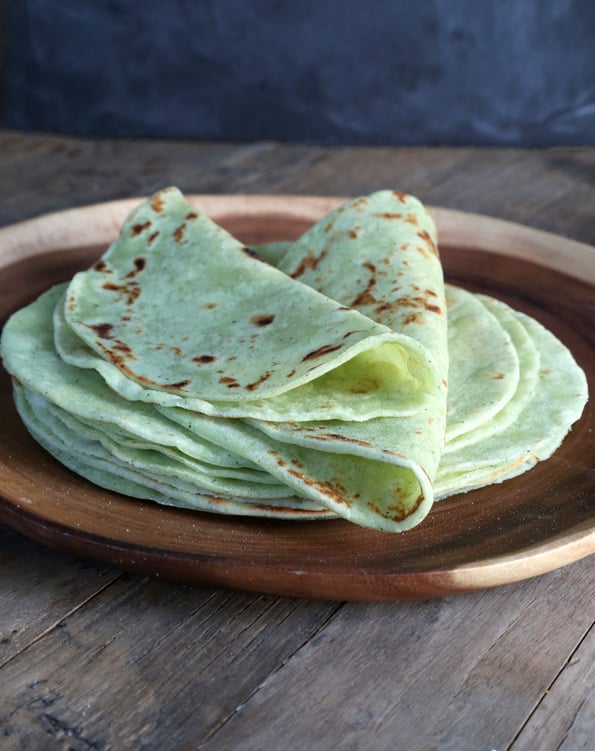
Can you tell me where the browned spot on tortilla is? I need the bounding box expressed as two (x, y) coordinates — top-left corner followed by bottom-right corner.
(352, 197), (368, 208)
(163, 379), (191, 391)
(131, 220), (152, 237)
(193, 355), (216, 364)
(203, 302), (217, 309)
(93, 260), (108, 272)
(405, 213), (419, 226)
(367, 492), (424, 522)
(251, 314), (275, 326)
(186, 211), (198, 219)
(96, 342), (148, 381)
(392, 191), (408, 203)
(219, 376), (240, 388)
(124, 257), (147, 278)
(402, 312), (423, 325)
(287, 369), (296, 378)
(147, 231), (160, 245)
(540, 369), (553, 375)
(417, 230), (439, 257)
(289, 249), (328, 279)
(302, 343), (343, 361)
(102, 281), (141, 305)
(347, 227), (361, 238)
(171, 346), (183, 357)
(315, 432), (373, 447)
(173, 223), (187, 242)
(286, 471), (351, 507)
(425, 288), (438, 298)
(246, 371), (272, 391)
(378, 294), (443, 316)
(373, 212), (403, 220)
(442, 379), (448, 388)
(151, 194), (165, 213)
(112, 339), (136, 359)
(491, 372), (505, 380)
(91, 322), (113, 339)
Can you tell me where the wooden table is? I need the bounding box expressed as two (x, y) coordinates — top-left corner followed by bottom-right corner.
(1, 131), (593, 750)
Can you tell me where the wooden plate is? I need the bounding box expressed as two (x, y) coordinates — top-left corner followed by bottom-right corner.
(1, 195), (594, 600)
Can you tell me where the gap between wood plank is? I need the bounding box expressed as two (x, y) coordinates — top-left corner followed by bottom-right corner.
(0, 571), (125, 671)
(197, 600), (346, 747)
(505, 618), (595, 751)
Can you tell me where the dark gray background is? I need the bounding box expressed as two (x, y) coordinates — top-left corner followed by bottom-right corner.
(2, 0), (595, 145)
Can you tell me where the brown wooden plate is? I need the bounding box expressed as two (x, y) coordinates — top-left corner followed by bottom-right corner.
(1, 195), (594, 600)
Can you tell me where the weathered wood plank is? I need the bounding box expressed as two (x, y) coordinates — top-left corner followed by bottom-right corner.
(510, 621), (595, 751)
(0, 525), (121, 667)
(2, 133), (595, 246)
(0, 574), (340, 750)
(199, 557), (594, 751)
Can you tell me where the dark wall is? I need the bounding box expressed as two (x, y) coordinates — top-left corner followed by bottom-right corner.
(2, 0), (595, 145)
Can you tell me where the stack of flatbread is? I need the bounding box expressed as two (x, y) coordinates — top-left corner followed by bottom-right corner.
(1, 188), (587, 532)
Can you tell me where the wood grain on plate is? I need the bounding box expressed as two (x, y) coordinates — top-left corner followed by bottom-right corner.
(0, 195), (593, 600)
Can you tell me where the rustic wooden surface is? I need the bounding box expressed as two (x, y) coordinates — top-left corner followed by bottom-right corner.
(0, 130), (593, 750)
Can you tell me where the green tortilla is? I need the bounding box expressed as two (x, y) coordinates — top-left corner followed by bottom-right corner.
(0, 188), (588, 533)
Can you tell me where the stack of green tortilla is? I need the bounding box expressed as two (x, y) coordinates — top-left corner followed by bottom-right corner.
(1, 188), (588, 532)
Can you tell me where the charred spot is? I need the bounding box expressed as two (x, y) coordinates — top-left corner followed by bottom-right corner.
(287, 369), (296, 378)
(347, 227), (360, 239)
(193, 355), (216, 364)
(147, 231), (160, 245)
(251, 314), (275, 326)
(392, 191), (408, 204)
(91, 322), (113, 339)
(131, 220), (152, 237)
(151, 194), (165, 213)
(289, 249), (327, 278)
(426, 304), (442, 314)
(425, 288), (438, 298)
(203, 302), (217, 309)
(302, 343), (343, 362)
(93, 260), (108, 272)
(173, 223), (187, 242)
(185, 211), (199, 220)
